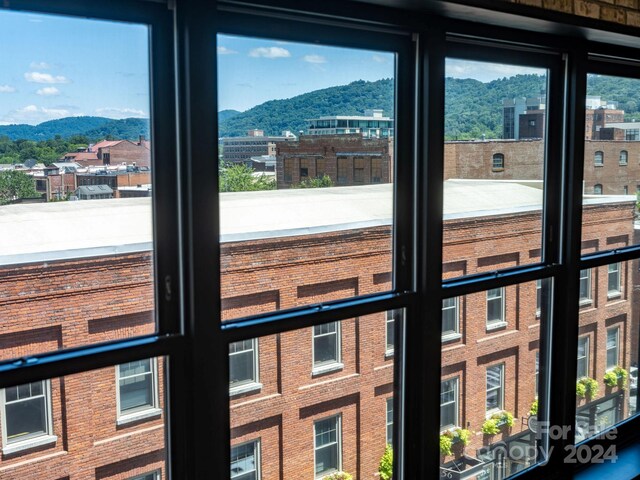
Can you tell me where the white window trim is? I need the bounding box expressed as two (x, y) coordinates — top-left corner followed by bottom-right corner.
(229, 338), (262, 396)
(440, 377), (459, 431)
(619, 150), (628, 165)
(1, 379), (57, 455)
(606, 327), (619, 371)
(116, 358), (162, 426)
(314, 414), (342, 478)
(486, 287), (506, 330)
(486, 364), (505, 415)
(312, 322), (343, 375)
(579, 268), (592, 306)
(386, 397), (393, 445)
(231, 439), (261, 480)
(577, 336), (590, 379)
(128, 471), (161, 480)
(385, 310), (396, 357)
(594, 151), (604, 166)
(607, 262), (622, 299)
(442, 297), (461, 341)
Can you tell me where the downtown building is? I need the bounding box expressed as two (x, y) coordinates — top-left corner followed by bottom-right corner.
(0, 181), (636, 479)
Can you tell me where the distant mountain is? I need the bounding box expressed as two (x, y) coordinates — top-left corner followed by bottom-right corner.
(218, 79), (395, 138)
(0, 116), (149, 141)
(219, 109), (241, 123)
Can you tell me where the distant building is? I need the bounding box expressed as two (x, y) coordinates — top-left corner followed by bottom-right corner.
(307, 109), (394, 138)
(276, 134), (393, 189)
(62, 136), (151, 168)
(502, 96), (546, 139)
(74, 184), (114, 200)
(76, 170), (151, 197)
(221, 130), (297, 166)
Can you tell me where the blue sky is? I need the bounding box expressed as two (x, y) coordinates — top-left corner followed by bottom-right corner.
(0, 9), (546, 126)
(0, 10), (150, 126)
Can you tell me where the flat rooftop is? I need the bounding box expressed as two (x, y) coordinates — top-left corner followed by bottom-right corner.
(0, 181), (634, 265)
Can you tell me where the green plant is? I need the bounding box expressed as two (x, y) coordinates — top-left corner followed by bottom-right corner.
(378, 444), (393, 480)
(482, 411), (514, 434)
(291, 174), (334, 189)
(453, 427), (471, 446)
(577, 377), (599, 398)
(321, 472), (353, 480)
(604, 366), (628, 389)
(440, 434), (454, 455)
(481, 418), (499, 435)
(529, 399), (538, 416)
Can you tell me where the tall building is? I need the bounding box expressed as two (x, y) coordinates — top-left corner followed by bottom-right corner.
(221, 130), (297, 167)
(306, 110), (394, 138)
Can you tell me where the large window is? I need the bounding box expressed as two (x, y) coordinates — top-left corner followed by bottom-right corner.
(386, 398), (393, 445)
(606, 327), (619, 370)
(577, 336), (589, 379)
(231, 440), (260, 480)
(486, 287), (505, 328)
(313, 322), (342, 373)
(579, 269), (592, 303)
(440, 378), (458, 430)
(117, 359), (160, 424)
(314, 416), (341, 477)
(442, 297), (459, 338)
(486, 364), (504, 413)
(608, 262), (621, 297)
(229, 339), (260, 393)
(1, 381), (53, 452)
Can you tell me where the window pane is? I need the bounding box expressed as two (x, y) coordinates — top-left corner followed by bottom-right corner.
(443, 59), (547, 276)
(217, 34), (395, 320)
(231, 441), (259, 480)
(576, 260), (639, 441)
(230, 311), (399, 478)
(582, 74), (639, 253)
(0, 10), (156, 362)
(1, 360), (166, 475)
(440, 281), (550, 477)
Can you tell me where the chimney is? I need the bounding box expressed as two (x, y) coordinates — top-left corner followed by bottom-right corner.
(139, 135), (145, 145)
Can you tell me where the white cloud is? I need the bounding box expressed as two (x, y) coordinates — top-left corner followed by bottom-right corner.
(95, 107), (147, 118)
(303, 54), (327, 64)
(372, 54), (390, 64)
(24, 71), (70, 84)
(445, 59), (545, 82)
(36, 87), (60, 96)
(30, 61), (51, 70)
(0, 85), (16, 93)
(1, 104), (73, 125)
(217, 46), (238, 55)
(249, 47), (291, 59)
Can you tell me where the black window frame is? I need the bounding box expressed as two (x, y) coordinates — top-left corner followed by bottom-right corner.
(0, 2), (638, 480)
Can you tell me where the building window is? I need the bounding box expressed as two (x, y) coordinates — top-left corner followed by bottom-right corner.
(231, 440), (260, 480)
(535, 351), (539, 397)
(594, 151), (603, 166)
(353, 157), (366, 184)
(313, 322), (342, 373)
(337, 158), (348, 185)
(536, 279), (542, 316)
(386, 310), (396, 356)
(624, 186), (628, 195)
(593, 184), (603, 194)
(620, 150), (628, 165)
(1, 380), (55, 453)
(486, 287), (506, 328)
(372, 157), (382, 183)
(440, 377), (458, 430)
(486, 364), (504, 413)
(283, 159), (293, 182)
(607, 262), (621, 297)
(314, 416), (341, 477)
(606, 328), (619, 370)
(579, 269), (591, 304)
(577, 336), (589, 379)
(300, 158), (311, 179)
(492, 153), (504, 170)
(117, 359), (160, 424)
(442, 297), (459, 338)
(129, 472), (161, 480)
(386, 398), (393, 445)
(230, 339), (260, 393)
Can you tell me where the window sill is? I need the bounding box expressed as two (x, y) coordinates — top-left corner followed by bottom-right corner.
(486, 321), (507, 332)
(2, 434), (57, 456)
(117, 407), (162, 426)
(579, 298), (593, 307)
(491, 168), (504, 172)
(442, 332), (462, 343)
(229, 382), (263, 397)
(385, 349), (394, 359)
(607, 292), (621, 300)
(312, 362), (344, 376)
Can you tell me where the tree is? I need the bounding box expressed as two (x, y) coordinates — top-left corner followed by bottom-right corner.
(219, 163), (275, 192)
(0, 170), (38, 205)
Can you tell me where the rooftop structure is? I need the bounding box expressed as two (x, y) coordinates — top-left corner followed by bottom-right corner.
(307, 109), (394, 138)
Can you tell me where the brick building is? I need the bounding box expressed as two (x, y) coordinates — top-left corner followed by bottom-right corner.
(275, 134), (393, 189)
(63, 138), (151, 169)
(0, 182), (635, 479)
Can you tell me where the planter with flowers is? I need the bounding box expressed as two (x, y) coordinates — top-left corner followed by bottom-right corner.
(604, 366), (628, 394)
(481, 411), (514, 444)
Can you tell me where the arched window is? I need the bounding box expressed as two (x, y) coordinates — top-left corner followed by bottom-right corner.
(620, 150), (628, 165)
(594, 184), (603, 194)
(492, 153), (504, 171)
(594, 151), (604, 166)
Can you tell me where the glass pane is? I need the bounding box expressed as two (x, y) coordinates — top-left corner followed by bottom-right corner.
(0, 10), (155, 361)
(440, 281), (550, 478)
(230, 310), (400, 478)
(0, 359), (166, 476)
(575, 260), (639, 441)
(443, 59), (548, 276)
(217, 34), (395, 320)
(581, 74), (639, 254)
